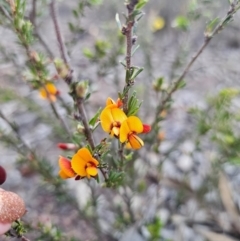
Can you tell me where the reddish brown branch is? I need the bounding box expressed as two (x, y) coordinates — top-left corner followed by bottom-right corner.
(50, 0), (69, 65)
(122, 1), (137, 114)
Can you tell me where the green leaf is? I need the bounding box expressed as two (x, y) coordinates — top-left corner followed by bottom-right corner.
(127, 91), (142, 116)
(85, 92), (91, 101)
(107, 170), (125, 187)
(89, 0), (102, 5)
(115, 13), (122, 30)
(205, 17), (220, 35)
(131, 9), (143, 20)
(89, 108), (102, 127)
(72, 133), (83, 146)
(135, 0), (148, 10)
(172, 16), (189, 31)
(153, 77), (164, 91)
(125, 152), (133, 161)
(230, 157), (240, 165)
(72, 9), (79, 18)
(68, 22), (75, 32)
(83, 48), (94, 59)
(175, 79), (186, 89)
(129, 67), (144, 80)
(131, 45), (140, 56)
(120, 61), (126, 67)
(147, 217), (163, 239)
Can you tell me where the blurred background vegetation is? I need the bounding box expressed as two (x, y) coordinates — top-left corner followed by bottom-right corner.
(1, 0), (240, 240)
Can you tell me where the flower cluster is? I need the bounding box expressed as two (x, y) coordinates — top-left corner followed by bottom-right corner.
(100, 97), (151, 149)
(58, 148), (99, 180)
(58, 97), (150, 181)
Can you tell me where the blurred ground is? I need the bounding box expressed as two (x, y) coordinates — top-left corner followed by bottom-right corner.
(1, 0), (240, 240)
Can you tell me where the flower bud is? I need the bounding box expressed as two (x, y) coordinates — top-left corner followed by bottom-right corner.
(54, 58), (69, 79)
(76, 81), (88, 98)
(142, 124), (151, 133)
(77, 124), (85, 133)
(57, 143), (77, 151)
(29, 51), (41, 63)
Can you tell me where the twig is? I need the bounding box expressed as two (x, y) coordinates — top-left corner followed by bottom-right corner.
(118, 0), (138, 167)
(77, 99), (108, 181)
(0, 5), (12, 22)
(0, 111), (33, 154)
(6, 228), (31, 241)
(77, 99), (95, 150)
(34, 31), (55, 59)
(122, 187), (135, 223)
(28, 0), (55, 58)
(50, 0), (108, 181)
(29, 0), (37, 27)
(118, 143), (125, 171)
(122, 0), (138, 114)
(49, 0), (69, 65)
(21, 236), (31, 241)
(49, 100), (72, 137)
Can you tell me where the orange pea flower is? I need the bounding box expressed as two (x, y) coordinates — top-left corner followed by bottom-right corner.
(39, 82), (59, 102)
(71, 148), (99, 179)
(58, 156), (76, 179)
(100, 104), (127, 137)
(119, 116), (144, 149)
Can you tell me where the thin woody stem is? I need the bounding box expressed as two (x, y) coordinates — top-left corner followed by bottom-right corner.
(34, 31), (55, 59)
(0, 111), (33, 154)
(20, 236), (31, 241)
(28, 0), (55, 58)
(50, 0), (108, 181)
(0, 5), (12, 22)
(77, 99), (108, 181)
(29, 0), (37, 27)
(49, 100), (72, 137)
(50, 0), (69, 65)
(122, 0), (137, 114)
(77, 99), (95, 150)
(119, 0), (138, 167)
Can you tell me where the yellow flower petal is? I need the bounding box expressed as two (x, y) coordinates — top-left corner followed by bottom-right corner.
(125, 142), (132, 149)
(86, 166), (98, 178)
(71, 155), (87, 177)
(45, 83), (58, 95)
(126, 116), (143, 134)
(76, 148), (95, 163)
(58, 156), (75, 178)
(39, 83), (58, 101)
(152, 16), (165, 32)
(100, 108), (114, 132)
(100, 107), (127, 134)
(128, 134), (144, 149)
(106, 97), (116, 106)
(111, 108), (127, 123)
(119, 119), (130, 143)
